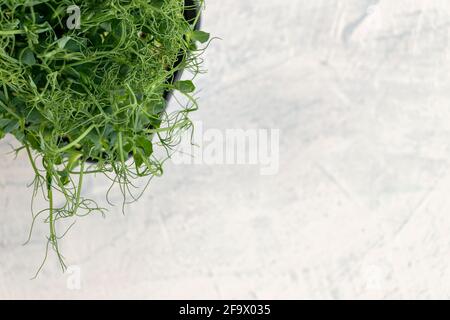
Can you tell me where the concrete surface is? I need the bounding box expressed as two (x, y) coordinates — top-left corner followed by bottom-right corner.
(2, 0), (450, 299)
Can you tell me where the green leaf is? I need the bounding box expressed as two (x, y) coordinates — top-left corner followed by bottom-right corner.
(54, 155), (63, 165)
(123, 140), (133, 154)
(57, 170), (70, 186)
(0, 128), (4, 139)
(174, 80), (195, 94)
(147, 100), (166, 114)
(27, 109), (43, 124)
(65, 39), (84, 52)
(20, 48), (36, 66)
(26, 133), (40, 150)
(67, 152), (83, 172)
(118, 64), (130, 79)
(135, 136), (153, 157)
(14, 131), (25, 142)
(112, 21), (124, 39)
(149, 0), (165, 9)
(57, 36), (71, 49)
(190, 30), (210, 44)
(0, 119), (19, 133)
(133, 149), (144, 168)
(86, 131), (103, 150)
(0, 91), (6, 104)
(0, 118), (10, 128)
(100, 22), (112, 32)
(62, 66), (81, 80)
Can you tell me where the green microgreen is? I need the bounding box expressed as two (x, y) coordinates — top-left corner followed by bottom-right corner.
(0, 0), (209, 275)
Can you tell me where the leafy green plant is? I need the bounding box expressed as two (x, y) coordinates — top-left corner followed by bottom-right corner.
(0, 0), (209, 274)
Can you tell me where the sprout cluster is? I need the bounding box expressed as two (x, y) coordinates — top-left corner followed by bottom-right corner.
(0, 0), (208, 273)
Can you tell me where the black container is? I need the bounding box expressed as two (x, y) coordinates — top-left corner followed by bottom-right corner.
(163, 0), (201, 102)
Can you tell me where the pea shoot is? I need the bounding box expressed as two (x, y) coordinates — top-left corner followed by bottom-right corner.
(0, 0), (209, 274)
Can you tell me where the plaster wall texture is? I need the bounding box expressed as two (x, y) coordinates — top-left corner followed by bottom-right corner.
(1, 0), (450, 299)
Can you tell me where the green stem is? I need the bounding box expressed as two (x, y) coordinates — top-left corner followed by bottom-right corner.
(25, 144), (41, 177)
(191, 0), (204, 28)
(46, 170), (55, 243)
(118, 131), (125, 164)
(143, 119), (189, 134)
(74, 161), (84, 213)
(0, 30), (26, 35)
(0, 100), (21, 121)
(56, 124), (96, 153)
(0, 27), (51, 36)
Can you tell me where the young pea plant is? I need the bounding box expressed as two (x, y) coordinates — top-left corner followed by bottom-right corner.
(0, 0), (209, 275)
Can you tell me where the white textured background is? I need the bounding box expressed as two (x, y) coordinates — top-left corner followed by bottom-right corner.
(2, 0), (450, 299)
